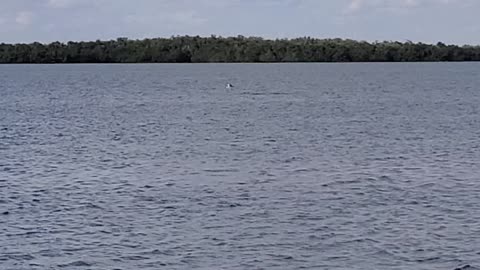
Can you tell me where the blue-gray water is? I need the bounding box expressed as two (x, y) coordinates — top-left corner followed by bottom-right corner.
(1, 63), (479, 270)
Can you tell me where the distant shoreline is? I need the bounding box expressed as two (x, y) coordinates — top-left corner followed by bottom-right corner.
(1, 36), (480, 63)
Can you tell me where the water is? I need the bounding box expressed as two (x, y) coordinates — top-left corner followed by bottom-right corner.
(1, 63), (479, 270)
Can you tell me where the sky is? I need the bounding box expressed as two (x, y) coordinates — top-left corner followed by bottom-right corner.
(0, 0), (479, 45)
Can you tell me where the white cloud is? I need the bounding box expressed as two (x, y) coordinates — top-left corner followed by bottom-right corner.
(46, 0), (102, 9)
(403, 0), (419, 7)
(124, 10), (207, 28)
(15, 11), (33, 26)
(345, 0), (462, 13)
(347, 0), (364, 12)
(169, 11), (207, 25)
(47, 0), (74, 8)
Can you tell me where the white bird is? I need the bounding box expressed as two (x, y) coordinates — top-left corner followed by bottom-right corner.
(226, 83), (234, 89)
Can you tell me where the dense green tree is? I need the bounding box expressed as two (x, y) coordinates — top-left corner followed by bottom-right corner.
(0, 36), (479, 63)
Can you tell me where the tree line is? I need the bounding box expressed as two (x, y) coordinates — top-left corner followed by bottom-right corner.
(1, 36), (479, 63)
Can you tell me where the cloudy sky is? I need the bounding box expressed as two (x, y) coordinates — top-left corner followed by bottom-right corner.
(0, 0), (478, 45)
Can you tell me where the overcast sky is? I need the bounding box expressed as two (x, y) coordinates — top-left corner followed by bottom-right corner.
(0, 0), (478, 45)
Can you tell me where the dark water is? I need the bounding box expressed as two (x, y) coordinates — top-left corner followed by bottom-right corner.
(1, 63), (480, 270)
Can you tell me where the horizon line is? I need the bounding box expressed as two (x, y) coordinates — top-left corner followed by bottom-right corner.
(1, 35), (479, 47)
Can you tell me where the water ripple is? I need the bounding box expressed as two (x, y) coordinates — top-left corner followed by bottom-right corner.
(1, 63), (479, 269)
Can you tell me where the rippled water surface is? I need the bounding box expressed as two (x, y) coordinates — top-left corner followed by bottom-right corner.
(1, 63), (480, 270)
